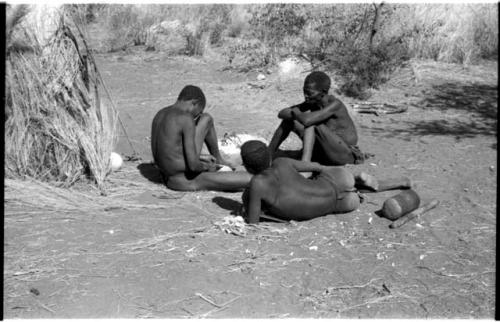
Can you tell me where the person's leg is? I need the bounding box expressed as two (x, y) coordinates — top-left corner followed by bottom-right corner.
(268, 119), (294, 156)
(314, 124), (355, 165)
(301, 126), (315, 162)
(195, 113), (236, 169)
(320, 167), (360, 213)
(166, 171), (252, 192)
(334, 192), (360, 213)
(269, 119), (311, 161)
(354, 172), (412, 192)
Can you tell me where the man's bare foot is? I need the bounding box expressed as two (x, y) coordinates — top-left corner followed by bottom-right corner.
(357, 172), (379, 191)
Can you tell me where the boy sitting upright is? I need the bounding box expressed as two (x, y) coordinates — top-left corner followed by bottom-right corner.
(151, 85), (251, 191)
(268, 71), (364, 165)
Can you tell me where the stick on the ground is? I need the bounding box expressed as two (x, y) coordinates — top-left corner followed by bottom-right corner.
(389, 199), (440, 229)
(196, 292), (222, 308)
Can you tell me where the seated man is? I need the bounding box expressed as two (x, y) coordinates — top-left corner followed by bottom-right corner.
(239, 140), (411, 224)
(268, 71), (364, 166)
(151, 85), (252, 191)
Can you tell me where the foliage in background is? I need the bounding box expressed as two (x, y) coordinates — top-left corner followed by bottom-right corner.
(402, 4), (498, 64)
(224, 38), (272, 72)
(245, 4), (411, 98)
(86, 4), (235, 55)
(249, 4), (307, 59)
(87, 4), (153, 52)
(307, 4), (411, 98)
(78, 3), (497, 97)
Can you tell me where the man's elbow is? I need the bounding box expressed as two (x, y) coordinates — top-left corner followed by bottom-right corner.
(187, 160), (204, 172)
(277, 111), (289, 120)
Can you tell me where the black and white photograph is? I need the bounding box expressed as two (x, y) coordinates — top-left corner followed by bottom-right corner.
(4, 1), (497, 319)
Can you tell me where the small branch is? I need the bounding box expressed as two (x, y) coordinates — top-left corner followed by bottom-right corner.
(196, 294), (242, 318)
(196, 292), (223, 308)
(369, 2), (384, 50)
(36, 300), (55, 314)
(327, 278), (380, 291)
(416, 266), (494, 279)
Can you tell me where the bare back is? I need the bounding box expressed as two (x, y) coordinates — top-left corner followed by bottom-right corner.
(254, 159), (340, 221)
(151, 106), (191, 177)
(323, 95), (357, 145)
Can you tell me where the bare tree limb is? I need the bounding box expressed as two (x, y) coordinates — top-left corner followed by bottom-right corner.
(369, 2), (385, 50)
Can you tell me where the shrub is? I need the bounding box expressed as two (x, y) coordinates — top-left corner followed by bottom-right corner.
(223, 38), (272, 71)
(402, 4), (498, 64)
(227, 20), (245, 38)
(249, 4), (307, 59)
(303, 4), (410, 98)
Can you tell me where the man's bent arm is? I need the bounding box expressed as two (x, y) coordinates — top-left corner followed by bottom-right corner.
(246, 178), (266, 224)
(182, 118), (207, 172)
(278, 105), (301, 120)
(293, 100), (342, 127)
(274, 158), (324, 173)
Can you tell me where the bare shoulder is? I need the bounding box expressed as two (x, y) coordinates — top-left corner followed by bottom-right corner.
(165, 107), (193, 125)
(272, 157), (294, 167)
(154, 105), (171, 117)
(326, 95), (345, 107)
(249, 173), (272, 193)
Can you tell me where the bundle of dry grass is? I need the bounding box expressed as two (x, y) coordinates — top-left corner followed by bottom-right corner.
(5, 5), (118, 190)
(5, 177), (175, 212)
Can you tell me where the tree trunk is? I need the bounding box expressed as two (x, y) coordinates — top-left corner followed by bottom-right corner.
(369, 3), (384, 51)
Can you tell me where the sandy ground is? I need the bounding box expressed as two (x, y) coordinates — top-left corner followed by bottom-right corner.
(4, 48), (496, 318)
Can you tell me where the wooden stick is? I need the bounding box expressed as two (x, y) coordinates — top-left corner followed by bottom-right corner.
(259, 213), (288, 223)
(196, 292), (222, 308)
(389, 199), (440, 229)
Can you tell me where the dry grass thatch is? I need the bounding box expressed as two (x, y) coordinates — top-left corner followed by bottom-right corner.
(5, 4), (118, 190)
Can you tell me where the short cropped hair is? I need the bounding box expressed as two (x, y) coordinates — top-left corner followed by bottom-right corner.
(304, 71), (331, 92)
(241, 140), (270, 174)
(178, 85), (206, 107)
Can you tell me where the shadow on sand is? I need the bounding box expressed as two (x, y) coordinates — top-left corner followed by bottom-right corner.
(365, 82), (497, 144)
(137, 163), (163, 184)
(212, 196), (242, 215)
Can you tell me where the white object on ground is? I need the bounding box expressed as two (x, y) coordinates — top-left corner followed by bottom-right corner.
(215, 215), (247, 236)
(257, 73), (266, 80)
(110, 152), (123, 171)
(218, 133), (269, 157)
(279, 57), (300, 74)
(278, 56), (312, 80)
(218, 165), (233, 172)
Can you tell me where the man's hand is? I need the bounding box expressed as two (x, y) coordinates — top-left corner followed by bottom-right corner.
(199, 154), (216, 163)
(200, 154), (218, 172)
(291, 109), (310, 125)
(278, 105), (301, 121)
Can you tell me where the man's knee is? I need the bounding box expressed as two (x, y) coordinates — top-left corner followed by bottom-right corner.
(334, 152), (355, 166)
(339, 192), (360, 212)
(166, 174), (199, 191)
(197, 113), (214, 127)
